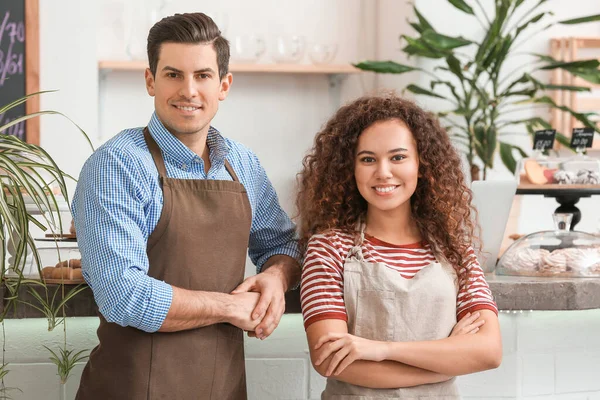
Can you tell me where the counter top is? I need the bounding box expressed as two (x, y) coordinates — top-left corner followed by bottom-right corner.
(487, 273), (600, 311)
(3, 275), (600, 319)
(0, 283), (303, 319)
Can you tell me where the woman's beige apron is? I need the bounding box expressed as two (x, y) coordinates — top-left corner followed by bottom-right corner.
(322, 225), (461, 400)
(76, 128), (252, 400)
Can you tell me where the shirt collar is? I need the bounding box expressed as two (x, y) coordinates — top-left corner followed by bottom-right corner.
(147, 112), (230, 168)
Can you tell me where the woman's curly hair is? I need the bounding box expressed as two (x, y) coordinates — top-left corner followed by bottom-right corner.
(296, 93), (480, 283)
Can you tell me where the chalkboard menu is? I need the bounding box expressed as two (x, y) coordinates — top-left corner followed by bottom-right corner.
(0, 0), (39, 144)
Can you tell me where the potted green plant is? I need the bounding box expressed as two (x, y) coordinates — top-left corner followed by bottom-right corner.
(355, 0), (600, 180)
(0, 92), (93, 397)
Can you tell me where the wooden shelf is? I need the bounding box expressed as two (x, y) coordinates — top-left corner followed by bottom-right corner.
(518, 184), (600, 190)
(98, 60), (360, 75)
(99, 60), (147, 71)
(516, 184), (600, 198)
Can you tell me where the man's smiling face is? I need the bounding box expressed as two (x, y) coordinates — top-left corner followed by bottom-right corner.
(145, 41), (231, 139)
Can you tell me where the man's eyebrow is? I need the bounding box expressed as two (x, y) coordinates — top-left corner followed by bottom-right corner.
(161, 66), (216, 74)
(161, 66), (182, 73)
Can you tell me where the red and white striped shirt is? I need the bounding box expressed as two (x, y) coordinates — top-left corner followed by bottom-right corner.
(300, 229), (498, 329)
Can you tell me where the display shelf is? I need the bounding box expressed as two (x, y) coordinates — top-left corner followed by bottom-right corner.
(516, 184), (600, 229)
(517, 184), (600, 195)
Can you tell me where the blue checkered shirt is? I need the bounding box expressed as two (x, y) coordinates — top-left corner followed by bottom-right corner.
(72, 113), (301, 333)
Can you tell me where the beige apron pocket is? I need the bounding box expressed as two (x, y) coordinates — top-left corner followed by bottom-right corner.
(354, 289), (396, 342)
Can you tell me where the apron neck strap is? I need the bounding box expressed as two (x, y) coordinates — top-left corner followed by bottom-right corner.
(347, 219), (367, 262)
(144, 127), (168, 178)
(143, 127), (241, 183)
(353, 220), (366, 247)
(223, 159), (241, 183)
(144, 127), (240, 182)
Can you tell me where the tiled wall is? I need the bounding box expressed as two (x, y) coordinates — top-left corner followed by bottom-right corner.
(2, 310), (600, 399)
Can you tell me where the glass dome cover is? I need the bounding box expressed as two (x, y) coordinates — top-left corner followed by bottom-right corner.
(497, 213), (600, 277)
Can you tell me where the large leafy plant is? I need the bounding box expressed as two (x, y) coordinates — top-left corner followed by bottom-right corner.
(356, 0), (600, 179)
(0, 91), (91, 287)
(0, 92), (93, 397)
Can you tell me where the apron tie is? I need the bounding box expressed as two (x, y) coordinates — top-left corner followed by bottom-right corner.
(347, 220), (367, 262)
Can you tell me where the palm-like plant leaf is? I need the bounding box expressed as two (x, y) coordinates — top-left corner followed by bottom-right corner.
(412, 7), (435, 33)
(499, 142), (529, 173)
(421, 30), (473, 50)
(353, 61), (420, 74)
(405, 84), (449, 100)
(558, 14), (600, 24)
(448, 0), (475, 15)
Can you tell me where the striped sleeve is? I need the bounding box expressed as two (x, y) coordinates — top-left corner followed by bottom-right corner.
(456, 247), (498, 320)
(300, 233), (348, 329)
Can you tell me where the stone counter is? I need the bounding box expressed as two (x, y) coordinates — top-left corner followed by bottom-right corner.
(487, 273), (600, 311)
(3, 274), (600, 318)
(0, 283), (303, 318)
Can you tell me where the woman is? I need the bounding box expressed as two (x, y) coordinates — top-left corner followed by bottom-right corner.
(297, 94), (501, 399)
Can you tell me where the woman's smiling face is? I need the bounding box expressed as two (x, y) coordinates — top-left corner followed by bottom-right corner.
(354, 119), (420, 217)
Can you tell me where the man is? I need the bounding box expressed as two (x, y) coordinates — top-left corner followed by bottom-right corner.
(73, 12), (301, 400)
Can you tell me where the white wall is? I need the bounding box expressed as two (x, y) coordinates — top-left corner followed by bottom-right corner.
(38, 0), (99, 200)
(40, 0), (379, 275)
(40, 0), (378, 202)
(38, 0), (600, 242)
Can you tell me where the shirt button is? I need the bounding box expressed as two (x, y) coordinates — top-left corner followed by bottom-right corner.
(181, 164), (187, 170)
(194, 158), (201, 163)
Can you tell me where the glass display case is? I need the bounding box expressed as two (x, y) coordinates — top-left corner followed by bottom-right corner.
(497, 213), (600, 277)
(516, 151), (600, 186)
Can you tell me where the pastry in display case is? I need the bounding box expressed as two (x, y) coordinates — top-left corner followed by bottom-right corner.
(517, 153), (600, 186)
(39, 247), (84, 284)
(497, 213), (600, 277)
(517, 127), (599, 187)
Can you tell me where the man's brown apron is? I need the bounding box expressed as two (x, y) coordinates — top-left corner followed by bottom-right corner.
(322, 224), (461, 399)
(76, 128), (252, 400)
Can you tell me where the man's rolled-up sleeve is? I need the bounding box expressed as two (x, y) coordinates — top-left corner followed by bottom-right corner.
(72, 147), (172, 333)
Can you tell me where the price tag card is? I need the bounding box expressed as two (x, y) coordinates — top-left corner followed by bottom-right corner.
(533, 129), (556, 151)
(570, 127), (595, 149)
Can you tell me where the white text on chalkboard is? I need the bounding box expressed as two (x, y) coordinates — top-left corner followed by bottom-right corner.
(0, 11), (25, 87)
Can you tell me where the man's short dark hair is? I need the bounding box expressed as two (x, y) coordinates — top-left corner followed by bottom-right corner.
(147, 13), (230, 80)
